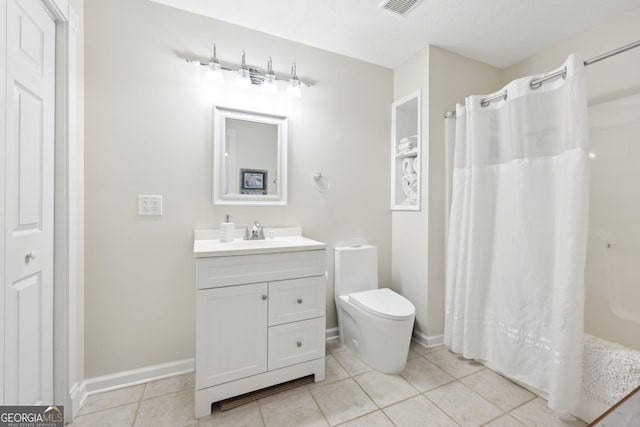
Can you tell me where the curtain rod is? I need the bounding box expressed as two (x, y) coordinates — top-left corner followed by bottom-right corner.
(444, 39), (640, 118)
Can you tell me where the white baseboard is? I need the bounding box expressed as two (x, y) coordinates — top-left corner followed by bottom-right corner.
(412, 330), (444, 348)
(84, 358), (195, 396)
(325, 327), (339, 341)
(68, 380), (87, 421)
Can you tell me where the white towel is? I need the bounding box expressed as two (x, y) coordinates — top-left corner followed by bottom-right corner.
(402, 173), (417, 200)
(402, 158), (414, 175)
(399, 135), (418, 145)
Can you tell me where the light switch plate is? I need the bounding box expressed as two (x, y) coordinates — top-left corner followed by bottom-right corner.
(138, 195), (163, 216)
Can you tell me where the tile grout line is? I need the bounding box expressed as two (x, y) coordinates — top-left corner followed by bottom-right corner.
(81, 345), (553, 427)
(305, 382), (334, 426)
(452, 379), (506, 416)
(326, 346), (403, 425)
(331, 345), (445, 426)
(419, 382), (464, 427)
(129, 383), (146, 427)
(256, 402), (268, 427)
(505, 395), (539, 427)
(351, 370), (422, 409)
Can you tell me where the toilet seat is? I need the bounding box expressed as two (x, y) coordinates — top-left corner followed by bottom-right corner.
(348, 288), (415, 320)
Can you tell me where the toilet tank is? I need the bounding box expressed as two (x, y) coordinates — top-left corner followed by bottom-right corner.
(334, 246), (378, 298)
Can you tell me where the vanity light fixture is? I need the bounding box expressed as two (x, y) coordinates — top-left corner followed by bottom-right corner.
(236, 51), (252, 88)
(186, 45), (311, 96)
(286, 63), (301, 98)
(262, 57), (278, 94)
(206, 44), (224, 84)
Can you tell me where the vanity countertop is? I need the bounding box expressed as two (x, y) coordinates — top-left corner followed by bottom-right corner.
(193, 227), (326, 258)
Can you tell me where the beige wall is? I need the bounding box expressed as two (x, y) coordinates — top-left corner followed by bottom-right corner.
(391, 46), (501, 338)
(502, 8), (640, 104)
(84, 0), (392, 378)
(391, 48), (430, 334)
(426, 46), (501, 336)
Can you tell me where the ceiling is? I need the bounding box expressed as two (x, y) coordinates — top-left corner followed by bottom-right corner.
(149, 0), (640, 69)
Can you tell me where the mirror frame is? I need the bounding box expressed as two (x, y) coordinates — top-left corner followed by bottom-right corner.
(213, 106), (288, 206)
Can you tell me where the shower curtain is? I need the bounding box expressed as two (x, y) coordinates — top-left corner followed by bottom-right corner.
(444, 55), (589, 412)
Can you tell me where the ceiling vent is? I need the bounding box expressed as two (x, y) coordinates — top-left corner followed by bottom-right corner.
(378, 0), (423, 16)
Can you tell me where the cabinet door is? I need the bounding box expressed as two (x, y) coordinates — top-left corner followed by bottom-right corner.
(196, 283), (268, 389)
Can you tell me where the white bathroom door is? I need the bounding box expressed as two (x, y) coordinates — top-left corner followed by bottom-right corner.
(3, 0), (56, 405)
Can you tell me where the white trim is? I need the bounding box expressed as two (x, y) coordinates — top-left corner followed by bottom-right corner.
(196, 358), (323, 418)
(0, 0), (7, 406)
(44, 0), (71, 413)
(325, 327), (340, 341)
(84, 359), (195, 396)
(41, 0), (69, 21)
(69, 381), (87, 416)
(212, 106), (288, 206)
(412, 330), (444, 348)
(78, 327), (337, 413)
(573, 393), (609, 423)
(390, 89), (422, 211)
(36, 2), (82, 421)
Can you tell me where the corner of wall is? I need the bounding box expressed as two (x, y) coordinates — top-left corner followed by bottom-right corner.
(391, 46), (431, 333)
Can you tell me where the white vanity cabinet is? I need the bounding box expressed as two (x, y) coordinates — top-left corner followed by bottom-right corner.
(194, 246), (326, 418)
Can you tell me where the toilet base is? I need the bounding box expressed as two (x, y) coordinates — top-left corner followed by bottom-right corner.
(338, 296), (414, 374)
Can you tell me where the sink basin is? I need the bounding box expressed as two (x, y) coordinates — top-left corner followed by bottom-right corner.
(193, 228), (325, 257)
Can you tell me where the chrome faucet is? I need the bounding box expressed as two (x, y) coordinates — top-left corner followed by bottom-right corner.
(245, 220), (265, 240)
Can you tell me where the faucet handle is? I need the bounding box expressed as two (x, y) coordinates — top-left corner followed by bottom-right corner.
(237, 226), (249, 240)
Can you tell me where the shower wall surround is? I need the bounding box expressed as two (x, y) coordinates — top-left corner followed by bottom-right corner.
(84, 0), (392, 378)
(502, 6), (640, 348)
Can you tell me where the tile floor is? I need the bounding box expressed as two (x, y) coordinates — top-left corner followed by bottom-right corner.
(70, 342), (588, 427)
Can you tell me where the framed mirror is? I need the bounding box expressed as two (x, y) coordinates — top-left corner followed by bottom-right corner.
(213, 106), (288, 205)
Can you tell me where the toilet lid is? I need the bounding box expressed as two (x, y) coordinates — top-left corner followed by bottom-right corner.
(348, 288), (415, 321)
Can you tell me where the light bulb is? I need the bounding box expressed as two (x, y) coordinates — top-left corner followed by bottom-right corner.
(236, 50), (251, 88)
(286, 78), (301, 97)
(286, 63), (301, 98)
(262, 57), (278, 94)
(262, 74), (277, 94)
(236, 68), (251, 88)
(207, 44), (224, 84)
(207, 61), (224, 84)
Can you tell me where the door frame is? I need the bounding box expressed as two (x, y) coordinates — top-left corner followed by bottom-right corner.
(1, 0), (80, 418)
(0, 0), (6, 407)
(39, 0), (82, 420)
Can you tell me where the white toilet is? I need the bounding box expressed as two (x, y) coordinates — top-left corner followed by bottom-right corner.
(334, 245), (415, 373)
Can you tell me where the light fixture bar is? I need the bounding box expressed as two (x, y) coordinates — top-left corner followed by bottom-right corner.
(186, 57), (312, 88)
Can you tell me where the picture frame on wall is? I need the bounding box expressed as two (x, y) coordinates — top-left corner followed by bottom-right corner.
(240, 169), (268, 195)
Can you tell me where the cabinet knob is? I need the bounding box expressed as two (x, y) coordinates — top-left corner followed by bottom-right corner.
(262, 294), (268, 300)
(296, 341), (302, 348)
(297, 298), (303, 304)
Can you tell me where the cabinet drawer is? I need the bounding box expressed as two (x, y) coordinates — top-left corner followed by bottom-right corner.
(268, 277), (325, 326)
(268, 318), (325, 371)
(196, 250), (325, 290)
